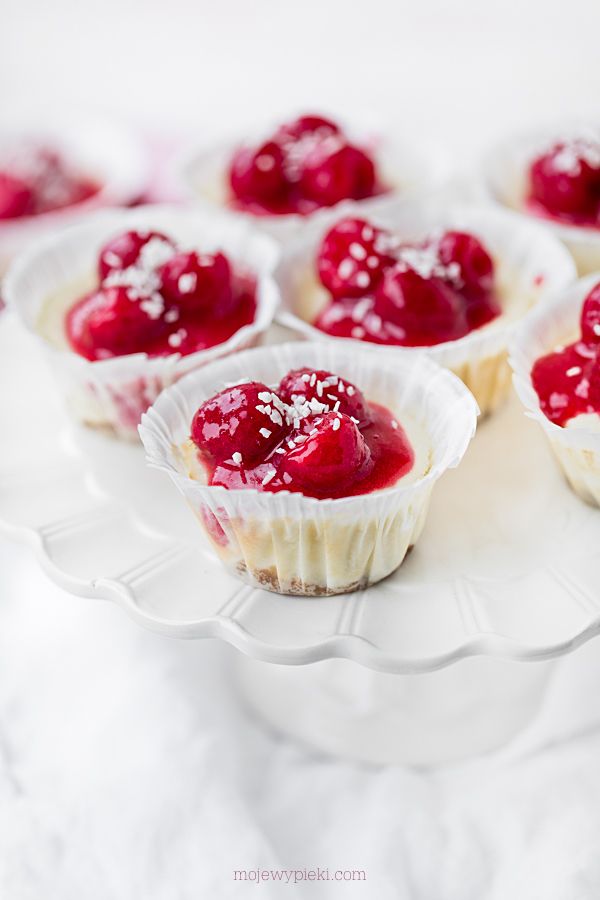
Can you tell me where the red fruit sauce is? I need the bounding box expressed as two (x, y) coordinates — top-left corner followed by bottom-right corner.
(531, 282), (600, 426)
(190, 369), (414, 500)
(0, 145), (99, 220)
(527, 138), (600, 228)
(313, 218), (501, 346)
(228, 114), (386, 217)
(66, 229), (257, 361)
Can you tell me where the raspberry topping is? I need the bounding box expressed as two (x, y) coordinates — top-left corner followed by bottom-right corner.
(374, 266), (468, 345)
(580, 283), (600, 343)
(191, 382), (288, 464)
(299, 140), (376, 207)
(0, 145), (99, 219)
(190, 367), (414, 500)
(228, 114), (384, 216)
(532, 280), (600, 426)
(312, 217), (501, 347)
(66, 286), (167, 359)
(528, 138), (600, 225)
(588, 356), (600, 409)
(0, 173), (34, 219)
(317, 217), (394, 299)
(279, 413), (373, 494)
(435, 230), (500, 329)
(98, 230), (174, 280)
(278, 367), (370, 426)
(229, 141), (288, 209)
(275, 115), (340, 142)
(436, 231), (494, 300)
(66, 228), (257, 361)
(159, 251), (234, 317)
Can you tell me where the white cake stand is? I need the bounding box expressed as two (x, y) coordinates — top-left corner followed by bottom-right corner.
(2, 313), (599, 764)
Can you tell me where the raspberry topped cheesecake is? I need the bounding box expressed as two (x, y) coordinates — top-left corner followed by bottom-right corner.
(6, 208), (278, 439)
(527, 137), (600, 229)
(139, 342), (478, 596)
(178, 114), (433, 240)
(510, 274), (600, 507)
(53, 228), (257, 361)
(0, 143), (98, 220)
(531, 281), (600, 428)
(228, 114), (385, 217)
(277, 204), (576, 415)
(186, 369), (415, 500)
(483, 126), (600, 273)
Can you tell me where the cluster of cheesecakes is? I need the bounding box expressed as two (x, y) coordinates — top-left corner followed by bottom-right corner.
(7, 113), (600, 596)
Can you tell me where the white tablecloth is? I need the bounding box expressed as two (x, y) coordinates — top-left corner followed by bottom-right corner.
(2, 537), (600, 899)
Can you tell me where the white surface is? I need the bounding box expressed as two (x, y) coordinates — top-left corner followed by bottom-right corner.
(2, 311), (600, 674)
(3, 537), (600, 898)
(237, 654), (555, 766)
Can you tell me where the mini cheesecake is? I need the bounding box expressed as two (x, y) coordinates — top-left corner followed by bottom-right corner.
(511, 274), (600, 507)
(38, 229), (258, 361)
(4, 209), (279, 439)
(139, 343), (478, 597)
(277, 207), (575, 416)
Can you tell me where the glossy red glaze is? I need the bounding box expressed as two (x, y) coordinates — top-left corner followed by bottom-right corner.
(229, 140), (288, 208)
(159, 250), (234, 317)
(191, 369), (414, 500)
(314, 220), (501, 347)
(528, 139), (600, 226)
(191, 382), (288, 464)
(531, 282), (600, 426)
(300, 141), (376, 207)
(66, 286), (168, 359)
(373, 266), (468, 346)
(228, 114), (383, 216)
(317, 217), (394, 299)
(0, 147), (99, 220)
(277, 367), (370, 426)
(0, 172), (34, 219)
(66, 228), (257, 361)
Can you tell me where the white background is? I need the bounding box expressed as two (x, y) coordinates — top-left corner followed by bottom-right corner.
(2, 0), (600, 159)
(2, 0), (600, 897)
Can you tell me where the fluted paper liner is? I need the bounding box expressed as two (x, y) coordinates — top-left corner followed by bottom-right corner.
(276, 199), (576, 416)
(139, 341), (478, 596)
(482, 124), (600, 275)
(510, 272), (600, 506)
(4, 205), (280, 440)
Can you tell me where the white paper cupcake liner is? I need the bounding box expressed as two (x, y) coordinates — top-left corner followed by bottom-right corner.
(275, 198), (577, 416)
(4, 204), (280, 440)
(0, 113), (148, 277)
(175, 113), (442, 244)
(139, 341), (478, 596)
(481, 122), (600, 275)
(510, 272), (600, 506)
